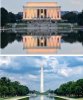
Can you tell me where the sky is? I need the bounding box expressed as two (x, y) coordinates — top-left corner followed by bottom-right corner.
(1, 0), (83, 14)
(0, 56), (83, 91)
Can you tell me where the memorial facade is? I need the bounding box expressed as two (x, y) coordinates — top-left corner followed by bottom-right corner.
(23, 2), (61, 20)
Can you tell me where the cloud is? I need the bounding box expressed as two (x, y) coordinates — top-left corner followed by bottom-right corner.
(58, 69), (71, 77)
(0, 56), (21, 70)
(0, 56), (11, 66)
(35, 56), (49, 67)
(77, 57), (83, 62)
(41, 56), (83, 78)
(57, 65), (83, 77)
(33, 56), (83, 78)
(0, 69), (39, 87)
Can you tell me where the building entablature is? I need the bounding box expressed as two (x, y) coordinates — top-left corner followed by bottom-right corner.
(23, 6), (61, 9)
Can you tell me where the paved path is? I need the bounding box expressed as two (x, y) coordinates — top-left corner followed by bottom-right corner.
(55, 96), (83, 100)
(5, 96), (30, 100)
(55, 96), (76, 100)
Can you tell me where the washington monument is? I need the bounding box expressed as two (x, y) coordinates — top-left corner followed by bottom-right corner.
(40, 64), (44, 93)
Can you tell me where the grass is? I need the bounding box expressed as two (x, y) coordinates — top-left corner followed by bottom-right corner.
(75, 98), (83, 100)
(0, 96), (29, 100)
(4, 96), (29, 100)
(55, 97), (66, 100)
(0, 98), (5, 100)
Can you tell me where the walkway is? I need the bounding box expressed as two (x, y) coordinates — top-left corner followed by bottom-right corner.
(55, 96), (74, 100)
(5, 96), (30, 100)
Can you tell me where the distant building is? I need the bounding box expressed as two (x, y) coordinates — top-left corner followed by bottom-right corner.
(17, 12), (23, 16)
(16, 12), (23, 22)
(23, 2), (61, 20)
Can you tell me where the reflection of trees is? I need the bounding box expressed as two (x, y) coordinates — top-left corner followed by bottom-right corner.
(62, 31), (83, 46)
(1, 32), (16, 49)
(15, 34), (22, 42)
(1, 31), (83, 49)
(1, 33), (8, 49)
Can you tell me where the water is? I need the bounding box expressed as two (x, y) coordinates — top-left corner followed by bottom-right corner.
(1, 29), (83, 54)
(19, 95), (65, 100)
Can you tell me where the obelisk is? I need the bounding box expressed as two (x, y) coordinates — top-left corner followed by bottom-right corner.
(40, 64), (44, 93)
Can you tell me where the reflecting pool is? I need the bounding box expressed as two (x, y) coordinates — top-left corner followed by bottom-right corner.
(19, 95), (65, 100)
(1, 29), (83, 54)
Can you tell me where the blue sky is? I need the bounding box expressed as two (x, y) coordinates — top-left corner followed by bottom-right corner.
(1, 0), (83, 14)
(0, 56), (83, 91)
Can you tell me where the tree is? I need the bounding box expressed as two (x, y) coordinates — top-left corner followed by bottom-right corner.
(74, 86), (82, 97)
(1, 8), (9, 26)
(55, 79), (83, 98)
(8, 86), (16, 96)
(62, 12), (77, 23)
(0, 77), (30, 97)
(77, 11), (83, 25)
(0, 85), (2, 96)
(9, 12), (16, 23)
(1, 86), (9, 97)
(69, 82), (76, 96)
(76, 79), (83, 96)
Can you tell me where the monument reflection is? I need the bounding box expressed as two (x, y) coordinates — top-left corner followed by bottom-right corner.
(40, 95), (44, 100)
(23, 35), (61, 54)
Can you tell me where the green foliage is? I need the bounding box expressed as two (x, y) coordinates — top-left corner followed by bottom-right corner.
(0, 77), (29, 97)
(55, 79), (83, 98)
(8, 12), (16, 23)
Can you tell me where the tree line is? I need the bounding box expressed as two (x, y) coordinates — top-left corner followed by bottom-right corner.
(0, 77), (29, 97)
(1, 7), (22, 26)
(62, 11), (83, 25)
(1, 7), (83, 27)
(54, 79), (83, 98)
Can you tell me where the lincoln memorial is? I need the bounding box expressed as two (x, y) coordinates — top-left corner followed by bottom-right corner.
(23, 2), (61, 20)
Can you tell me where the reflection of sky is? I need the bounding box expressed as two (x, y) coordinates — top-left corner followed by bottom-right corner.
(1, 0), (83, 13)
(0, 56), (83, 91)
(58, 42), (83, 54)
(1, 41), (25, 54)
(30, 96), (54, 100)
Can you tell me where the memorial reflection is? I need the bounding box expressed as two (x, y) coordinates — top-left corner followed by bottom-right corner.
(23, 35), (61, 54)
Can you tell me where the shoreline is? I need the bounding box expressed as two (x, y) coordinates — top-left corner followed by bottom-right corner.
(55, 96), (83, 100)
